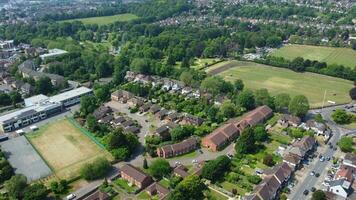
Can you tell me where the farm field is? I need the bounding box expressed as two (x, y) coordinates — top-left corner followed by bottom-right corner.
(61, 13), (139, 25)
(206, 61), (353, 108)
(26, 119), (112, 179)
(270, 44), (356, 69)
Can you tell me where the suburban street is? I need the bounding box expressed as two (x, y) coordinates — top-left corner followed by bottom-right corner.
(289, 103), (355, 200)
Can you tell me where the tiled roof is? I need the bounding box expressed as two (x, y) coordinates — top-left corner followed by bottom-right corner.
(121, 164), (151, 183)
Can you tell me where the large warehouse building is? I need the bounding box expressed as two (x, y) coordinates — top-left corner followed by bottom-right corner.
(0, 87), (92, 133)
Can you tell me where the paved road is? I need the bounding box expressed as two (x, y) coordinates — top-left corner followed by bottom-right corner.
(289, 103), (355, 200)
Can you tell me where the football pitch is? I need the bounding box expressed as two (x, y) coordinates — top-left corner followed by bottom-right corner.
(26, 119), (111, 179)
(270, 44), (356, 69)
(206, 61), (353, 108)
(61, 13), (138, 25)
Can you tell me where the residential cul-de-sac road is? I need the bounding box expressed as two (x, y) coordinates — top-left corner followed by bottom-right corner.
(289, 103), (355, 200)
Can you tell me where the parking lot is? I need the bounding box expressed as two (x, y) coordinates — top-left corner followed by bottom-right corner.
(0, 136), (52, 182)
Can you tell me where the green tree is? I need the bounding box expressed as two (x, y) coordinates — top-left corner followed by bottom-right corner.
(80, 95), (97, 116)
(263, 154), (274, 167)
(130, 58), (150, 74)
(349, 87), (356, 100)
(9, 91), (22, 105)
(254, 125), (268, 142)
(149, 158), (171, 179)
(220, 102), (237, 118)
(200, 76), (224, 95)
(236, 89), (255, 110)
(311, 190), (326, 200)
(332, 109), (351, 124)
(180, 71), (194, 86)
(4, 174), (27, 199)
(233, 79), (244, 92)
(235, 127), (256, 154)
(35, 76), (54, 95)
(86, 114), (99, 132)
(254, 88), (275, 109)
(338, 137), (353, 153)
(201, 155), (231, 182)
(288, 95), (309, 117)
(80, 157), (111, 181)
(167, 175), (206, 200)
(143, 158), (148, 169)
(23, 183), (48, 200)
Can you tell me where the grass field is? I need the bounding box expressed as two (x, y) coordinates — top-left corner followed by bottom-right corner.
(61, 13), (139, 25)
(207, 61), (353, 108)
(27, 119), (111, 179)
(271, 44), (356, 69)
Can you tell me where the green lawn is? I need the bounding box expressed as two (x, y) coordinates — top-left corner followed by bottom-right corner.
(191, 58), (222, 70)
(114, 179), (138, 193)
(207, 189), (229, 200)
(220, 181), (247, 196)
(61, 13), (139, 25)
(209, 61), (353, 108)
(159, 178), (170, 188)
(270, 44), (356, 69)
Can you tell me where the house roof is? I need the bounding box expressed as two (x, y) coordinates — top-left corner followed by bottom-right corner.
(335, 165), (354, 182)
(243, 105), (273, 126)
(280, 114), (301, 125)
(344, 153), (356, 166)
(156, 125), (169, 135)
(121, 120), (134, 127)
(208, 132), (229, 147)
(174, 165), (189, 178)
(124, 126), (140, 133)
(283, 153), (301, 165)
(121, 164), (152, 183)
(293, 136), (316, 152)
(113, 116), (126, 124)
(83, 190), (110, 200)
(146, 182), (170, 197)
(159, 137), (198, 154)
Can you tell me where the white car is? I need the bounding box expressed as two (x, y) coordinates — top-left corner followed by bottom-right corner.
(66, 194), (76, 200)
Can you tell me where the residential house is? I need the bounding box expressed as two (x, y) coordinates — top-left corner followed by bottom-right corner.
(93, 106), (112, 120)
(157, 137), (199, 158)
(173, 165), (189, 178)
(11, 80), (24, 89)
(121, 120), (135, 128)
(181, 87), (192, 95)
(125, 71), (137, 81)
(155, 109), (169, 120)
(111, 116), (126, 126)
(127, 97), (145, 107)
(171, 80), (185, 92)
(83, 190), (110, 200)
(155, 125), (171, 140)
(283, 136), (316, 168)
(245, 163), (292, 200)
(278, 114), (301, 127)
(335, 165), (355, 184)
(202, 106), (273, 152)
(202, 123), (239, 151)
(328, 179), (351, 198)
(300, 119), (330, 137)
(149, 104), (161, 114)
(180, 114), (204, 126)
(282, 153), (301, 169)
(165, 112), (181, 123)
(98, 115), (114, 124)
(124, 126), (140, 134)
(145, 182), (170, 200)
(20, 83), (34, 96)
(343, 153), (356, 168)
(110, 90), (134, 103)
(120, 164), (153, 189)
(139, 102), (152, 113)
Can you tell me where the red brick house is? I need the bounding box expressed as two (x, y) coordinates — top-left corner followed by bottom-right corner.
(157, 137), (199, 158)
(145, 182), (170, 200)
(202, 106), (273, 151)
(120, 164), (153, 189)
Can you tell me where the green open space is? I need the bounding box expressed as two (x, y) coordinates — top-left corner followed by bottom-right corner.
(207, 61), (353, 108)
(114, 179), (138, 193)
(61, 13), (139, 25)
(26, 119), (112, 179)
(207, 188), (229, 200)
(270, 44), (356, 69)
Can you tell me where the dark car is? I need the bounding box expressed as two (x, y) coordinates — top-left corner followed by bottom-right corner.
(311, 187), (316, 192)
(333, 147), (337, 151)
(315, 173), (320, 177)
(303, 190), (309, 195)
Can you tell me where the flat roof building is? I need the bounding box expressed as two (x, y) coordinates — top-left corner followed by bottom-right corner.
(0, 87), (92, 133)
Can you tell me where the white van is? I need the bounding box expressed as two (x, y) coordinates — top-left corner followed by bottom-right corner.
(15, 129), (25, 135)
(30, 125), (38, 131)
(66, 194), (76, 200)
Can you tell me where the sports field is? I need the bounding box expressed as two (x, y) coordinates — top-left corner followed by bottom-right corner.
(207, 61), (353, 108)
(270, 44), (356, 69)
(61, 13), (139, 25)
(26, 119), (111, 179)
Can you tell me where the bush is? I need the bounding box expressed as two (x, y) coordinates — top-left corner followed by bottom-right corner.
(149, 158), (171, 179)
(80, 157), (111, 181)
(338, 137), (354, 153)
(332, 109), (351, 124)
(247, 175), (262, 184)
